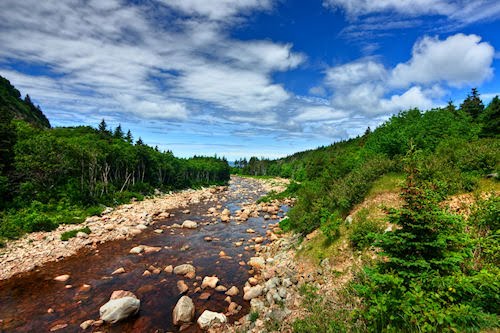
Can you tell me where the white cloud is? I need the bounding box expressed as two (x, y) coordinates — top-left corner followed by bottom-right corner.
(0, 0), (304, 124)
(319, 33), (491, 119)
(295, 106), (348, 121)
(390, 34), (494, 87)
(158, 0), (273, 20)
(323, 0), (455, 17)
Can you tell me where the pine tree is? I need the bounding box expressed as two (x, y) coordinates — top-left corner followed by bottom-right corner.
(480, 96), (500, 138)
(98, 119), (107, 133)
(125, 129), (133, 143)
(113, 124), (124, 139)
(460, 88), (484, 120)
(136, 137), (144, 146)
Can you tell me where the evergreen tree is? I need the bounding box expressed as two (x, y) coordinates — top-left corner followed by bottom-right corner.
(460, 88), (484, 120)
(480, 96), (500, 138)
(98, 119), (107, 133)
(136, 137), (144, 146)
(113, 124), (124, 139)
(125, 129), (133, 143)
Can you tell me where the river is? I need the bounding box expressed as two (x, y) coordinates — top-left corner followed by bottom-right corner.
(0, 176), (289, 332)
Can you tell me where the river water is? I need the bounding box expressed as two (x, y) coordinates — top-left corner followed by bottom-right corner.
(0, 177), (287, 332)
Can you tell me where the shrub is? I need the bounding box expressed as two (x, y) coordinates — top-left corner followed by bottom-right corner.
(348, 208), (385, 250)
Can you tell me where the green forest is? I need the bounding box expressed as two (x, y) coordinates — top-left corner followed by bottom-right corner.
(236, 89), (499, 332)
(0, 76), (230, 240)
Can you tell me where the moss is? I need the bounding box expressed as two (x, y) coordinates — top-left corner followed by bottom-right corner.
(60, 226), (91, 241)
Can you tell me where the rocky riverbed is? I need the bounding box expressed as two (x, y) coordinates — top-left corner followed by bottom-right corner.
(0, 176), (295, 332)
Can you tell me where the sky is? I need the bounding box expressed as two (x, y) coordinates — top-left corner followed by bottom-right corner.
(1, 0), (500, 160)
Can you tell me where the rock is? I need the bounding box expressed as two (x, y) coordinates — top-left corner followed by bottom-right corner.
(174, 264), (196, 275)
(248, 257), (265, 269)
(142, 245), (161, 254)
(204, 236), (213, 242)
(197, 310), (227, 330)
(182, 209), (190, 214)
(208, 207), (217, 214)
(248, 277), (258, 285)
(54, 274), (70, 282)
(129, 246), (143, 254)
(243, 285), (263, 300)
(199, 292), (211, 300)
(246, 229), (255, 233)
(182, 220), (198, 229)
(221, 208), (230, 216)
(172, 296), (195, 325)
(164, 265), (173, 274)
(154, 229), (163, 234)
(220, 215), (230, 222)
(80, 320), (94, 330)
(142, 270), (151, 277)
(250, 299), (265, 313)
(79, 284), (92, 292)
(50, 323), (68, 331)
(225, 286), (239, 296)
(201, 276), (219, 289)
(227, 302), (239, 314)
(177, 280), (189, 294)
(112, 267), (126, 275)
(254, 237), (264, 244)
(110, 290), (137, 300)
(215, 285), (227, 292)
(76, 231), (89, 239)
(99, 297), (140, 324)
(185, 271), (196, 279)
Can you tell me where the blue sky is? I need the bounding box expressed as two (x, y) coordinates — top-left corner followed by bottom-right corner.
(1, 0), (499, 160)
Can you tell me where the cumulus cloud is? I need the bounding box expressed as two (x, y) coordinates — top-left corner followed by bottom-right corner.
(390, 34), (495, 87)
(0, 0), (303, 124)
(317, 33), (492, 119)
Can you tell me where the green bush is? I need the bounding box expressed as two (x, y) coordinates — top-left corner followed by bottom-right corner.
(320, 210), (342, 243)
(348, 208), (385, 250)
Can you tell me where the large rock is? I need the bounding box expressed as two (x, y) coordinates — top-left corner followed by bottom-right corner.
(197, 310), (227, 330)
(248, 257), (265, 269)
(173, 264), (196, 275)
(201, 276), (219, 289)
(182, 220), (198, 229)
(172, 296), (195, 325)
(243, 285), (263, 300)
(99, 294), (140, 324)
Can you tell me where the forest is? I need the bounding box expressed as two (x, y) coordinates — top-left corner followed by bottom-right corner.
(0, 76), (230, 240)
(236, 89), (499, 332)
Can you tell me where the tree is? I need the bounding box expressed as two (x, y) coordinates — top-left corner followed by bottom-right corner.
(460, 88), (484, 120)
(136, 137), (144, 146)
(98, 119), (108, 134)
(480, 96), (500, 138)
(113, 124), (124, 139)
(125, 129), (133, 143)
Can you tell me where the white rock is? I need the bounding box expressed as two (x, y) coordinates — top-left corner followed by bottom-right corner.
(173, 264), (196, 275)
(99, 297), (140, 324)
(243, 285), (263, 300)
(201, 276), (219, 289)
(129, 246), (143, 254)
(172, 296), (195, 325)
(54, 274), (70, 282)
(197, 310), (227, 330)
(182, 220), (198, 229)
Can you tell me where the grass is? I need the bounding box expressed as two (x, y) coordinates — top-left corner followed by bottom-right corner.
(60, 226), (91, 241)
(366, 173), (404, 198)
(476, 178), (500, 193)
(249, 311), (259, 323)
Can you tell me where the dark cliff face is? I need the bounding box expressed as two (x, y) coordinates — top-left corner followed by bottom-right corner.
(0, 75), (51, 128)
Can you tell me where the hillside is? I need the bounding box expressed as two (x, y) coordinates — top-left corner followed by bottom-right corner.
(233, 90), (500, 332)
(0, 75), (50, 128)
(0, 76), (230, 241)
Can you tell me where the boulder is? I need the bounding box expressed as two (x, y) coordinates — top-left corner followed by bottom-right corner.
(248, 257), (265, 269)
(54, 274), (70, 282)
(243, 285), (263, 300)
(197, 310), (227, 330)
(172, 296), (195, 325)
(182, 220), (198, 229)
(173, 264), (196, 275)
(177, 280), (189, 294)
(201, 276), (219, 289)
(99, 297), (140, 324)
(225, 286), (239, 296)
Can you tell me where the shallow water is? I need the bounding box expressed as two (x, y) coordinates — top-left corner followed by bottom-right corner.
(0, 177), (287, 332)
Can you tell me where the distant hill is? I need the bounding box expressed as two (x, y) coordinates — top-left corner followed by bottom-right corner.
(0, 75), (50, 128)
